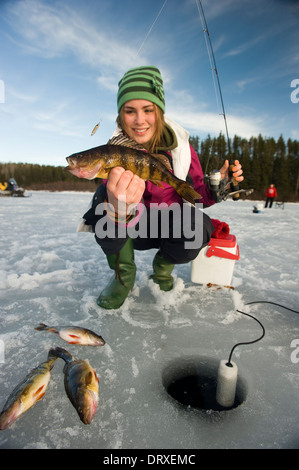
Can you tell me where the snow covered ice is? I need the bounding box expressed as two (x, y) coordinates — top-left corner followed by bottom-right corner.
(0, 191), (299, 449)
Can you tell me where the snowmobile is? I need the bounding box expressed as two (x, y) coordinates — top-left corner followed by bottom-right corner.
(0, 178), (26, 197)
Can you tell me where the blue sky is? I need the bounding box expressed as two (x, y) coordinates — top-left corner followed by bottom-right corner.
(0, 0), (298, 166)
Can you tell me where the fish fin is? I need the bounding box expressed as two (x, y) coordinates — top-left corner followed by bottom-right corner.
(68, 333), (80, 343)
(33, 385), (45, 400)
(85, 371), (93, 386)
(151, 154), (172, 171)
(149, 179), (164, 188)
(36, 392), (46, 402)
(176, 182), (202, 205)
(100, 168), (111, 178)
(107, 134), (145, 151)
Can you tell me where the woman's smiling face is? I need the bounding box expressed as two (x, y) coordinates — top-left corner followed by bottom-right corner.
(122, 99), (157, 146)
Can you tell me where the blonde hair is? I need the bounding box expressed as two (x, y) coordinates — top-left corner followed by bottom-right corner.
(116, 104), (165, 154)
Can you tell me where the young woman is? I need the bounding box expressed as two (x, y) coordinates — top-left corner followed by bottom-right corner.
(82, 66), (244, 309)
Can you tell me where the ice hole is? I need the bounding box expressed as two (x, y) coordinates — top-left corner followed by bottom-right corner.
(162, 356), (248, 411)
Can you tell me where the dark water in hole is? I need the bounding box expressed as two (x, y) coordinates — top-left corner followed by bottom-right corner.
(166, 374), (244, 411)
(163, 355), (248, 412)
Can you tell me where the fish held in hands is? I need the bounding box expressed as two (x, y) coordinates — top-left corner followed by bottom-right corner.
(65, 135), (202, 206)
(0, 350), (57, 430)
(49, 347), (99, 425)
(35, 323), (105, 346)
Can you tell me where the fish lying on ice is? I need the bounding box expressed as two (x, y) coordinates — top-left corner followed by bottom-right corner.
(0, 350), (57, 430)
(65, 135), (202, 206)
(35, 323), (105, 346)
(49, 347), (99, 425)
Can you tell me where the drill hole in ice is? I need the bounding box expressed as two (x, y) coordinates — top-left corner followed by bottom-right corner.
(162, 356), (248, 412)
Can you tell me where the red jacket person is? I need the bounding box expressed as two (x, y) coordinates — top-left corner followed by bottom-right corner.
(265, 184), (277, 208)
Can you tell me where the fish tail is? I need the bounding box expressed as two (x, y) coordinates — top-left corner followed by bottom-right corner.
(176, 182), (202, 205)
(48, 346), (72, 363)
(34, 323), (48, 331)
(46, 351), (59, 368)
(35, 323), (58, 334)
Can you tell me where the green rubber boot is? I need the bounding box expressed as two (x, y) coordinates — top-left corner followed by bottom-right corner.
(97, 238), (136, 309)
(149, 250), (175, 291)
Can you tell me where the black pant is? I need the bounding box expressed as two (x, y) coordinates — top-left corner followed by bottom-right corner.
(265, 197), (274, 208)
(130, 204), (213, 264)
(83, 184), (214, 264)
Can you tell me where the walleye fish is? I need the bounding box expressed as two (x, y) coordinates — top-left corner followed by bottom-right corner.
(0, 350), (57, 430)
(49, 347), (99, 425)
(35, 323), (105, 346)
(65, 135), (202, 205)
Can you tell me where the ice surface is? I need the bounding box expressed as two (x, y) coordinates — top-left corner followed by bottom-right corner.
(0, 192), (299, 449)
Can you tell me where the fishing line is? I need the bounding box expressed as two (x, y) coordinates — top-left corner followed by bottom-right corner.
(196, 2), (222, 119)
(227, 300), (299, 364)
(195, 0), (231, 153)
(136, 0), (168, 58)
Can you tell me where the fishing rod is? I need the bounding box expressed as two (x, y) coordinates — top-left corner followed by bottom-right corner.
(195, 0), (251, 201)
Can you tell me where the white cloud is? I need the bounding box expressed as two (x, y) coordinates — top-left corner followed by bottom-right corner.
(166, 84), (264, 139)
(5, 0), (141, 73)
(97, 75), (118, 93)
(201, 0), (247, 20)
(235, 78), (258, 93)
(8, 87), (39, 103)
(167, 106), (264, 140)
(224, 34), (267, 58)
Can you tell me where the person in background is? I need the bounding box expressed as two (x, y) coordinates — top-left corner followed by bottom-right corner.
(82, 66), (244, 309)
(265, 184), (277, 208)
(7, 178), (17, 191)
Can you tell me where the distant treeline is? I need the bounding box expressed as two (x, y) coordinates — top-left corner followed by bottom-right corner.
(0, 162), (98, 192)
(1, 133), (299, 200)
(190, 133), (299, 201)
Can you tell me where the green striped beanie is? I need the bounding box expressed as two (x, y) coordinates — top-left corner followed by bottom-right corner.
(117, 66), (165, 113)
